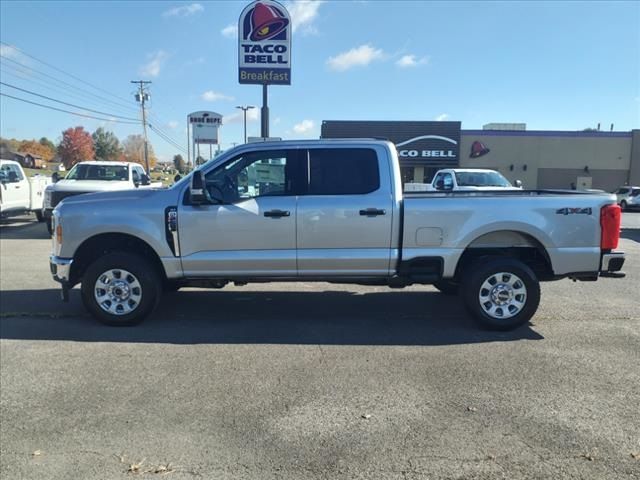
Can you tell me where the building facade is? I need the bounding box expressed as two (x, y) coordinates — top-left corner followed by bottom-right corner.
(321, 120), (640, 191)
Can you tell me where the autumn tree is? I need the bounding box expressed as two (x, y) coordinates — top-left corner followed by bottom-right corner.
(173, 154), (186, 174)
(92, 128), (122, 161)
(58, 127), (95, 169)
(39, 137), (57, 156)
(16, 139), (56, 161)
(122, 134), (157, 170)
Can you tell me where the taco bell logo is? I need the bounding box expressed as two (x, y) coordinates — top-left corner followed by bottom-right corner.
(238, 0), (291, 85)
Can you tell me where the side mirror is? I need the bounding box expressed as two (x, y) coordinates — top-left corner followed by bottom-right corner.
(141, 174), (151, 186)
(190, 170), (210, 204)
(515, 180), (523, 188)
(51, 172), (60, 183)
(173, 174), (182, 183)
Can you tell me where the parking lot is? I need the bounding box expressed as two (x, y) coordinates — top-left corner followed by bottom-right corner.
(1, 213), (639, 479)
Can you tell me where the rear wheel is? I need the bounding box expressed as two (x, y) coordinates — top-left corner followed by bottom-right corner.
(81, 252), (161, 326)
(433, 280), (459, 295)
(46, 218), (53, 235)
(35, 210), (44, 222)
(461, 257), (540, 331)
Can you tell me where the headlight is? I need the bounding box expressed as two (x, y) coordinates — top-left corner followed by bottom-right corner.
(44, 189), (52, 208)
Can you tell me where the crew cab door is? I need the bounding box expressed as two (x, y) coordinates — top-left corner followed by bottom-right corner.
(296, 146), (394, 276)
(0, 163), (29, 211)
(178, 149), (301, 277)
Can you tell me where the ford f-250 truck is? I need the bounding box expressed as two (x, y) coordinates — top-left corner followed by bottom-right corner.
(49, 139), (625, 330)
(43, 161), (160, 234)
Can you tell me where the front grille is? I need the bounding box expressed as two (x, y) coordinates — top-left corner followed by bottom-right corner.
(51, 191), (92, 208)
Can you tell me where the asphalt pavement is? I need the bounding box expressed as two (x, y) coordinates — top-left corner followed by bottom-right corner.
(1, 213), (639, 479)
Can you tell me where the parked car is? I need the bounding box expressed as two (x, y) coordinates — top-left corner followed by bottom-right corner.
(613, 186), (640, 211)
(0, 159), (51, 222)
(49, 140), (625, 330)
(405, 168), (522, 192)
(43, 161), (161, 233)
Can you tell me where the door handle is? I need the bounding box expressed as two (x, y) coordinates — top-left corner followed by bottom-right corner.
(359, 208), (386, 217)
(264, 209), (290, 218)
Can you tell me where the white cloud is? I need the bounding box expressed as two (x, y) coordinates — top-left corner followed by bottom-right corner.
(139, 50), (168, 77)
(293, 119), (314, 134)
(201, 90), (234, 102)
(221, 24), (238, 39)
(327, 44), (384, 72)
(224, 108), (259, 124)
(162, 3), (204, 17)
(435, 113), (449, 121)
(167, 120), (179, 129)
(285, 0), (324, 34)
(0, 44), (21, 59)
(396, 54), (429, 68)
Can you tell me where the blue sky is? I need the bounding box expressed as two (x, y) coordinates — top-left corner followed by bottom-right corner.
(1, 0), (639, 163)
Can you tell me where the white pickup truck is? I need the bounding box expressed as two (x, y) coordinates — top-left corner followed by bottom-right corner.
(43, 161), (160, 233)
(49, 140), (625, 330)
(405, 168), (521, 192)
(0, 159), (51, 222)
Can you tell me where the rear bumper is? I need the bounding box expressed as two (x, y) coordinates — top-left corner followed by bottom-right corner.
(599, 251), (625, 278)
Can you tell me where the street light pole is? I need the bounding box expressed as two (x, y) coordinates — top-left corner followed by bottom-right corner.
(236, 105), (255, 144)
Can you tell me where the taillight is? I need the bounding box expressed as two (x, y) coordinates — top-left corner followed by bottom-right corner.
(600, 204), (621, 250)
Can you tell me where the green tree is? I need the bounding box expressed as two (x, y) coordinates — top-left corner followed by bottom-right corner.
(92, 128), (122, 161)
(173, 154), (186, 174)
(39, 137), (56, 154)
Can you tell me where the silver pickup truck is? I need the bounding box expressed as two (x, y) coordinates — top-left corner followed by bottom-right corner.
(49, 139), (625, 330)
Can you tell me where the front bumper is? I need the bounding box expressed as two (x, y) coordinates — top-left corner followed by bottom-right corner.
(50, 256), (73, 301)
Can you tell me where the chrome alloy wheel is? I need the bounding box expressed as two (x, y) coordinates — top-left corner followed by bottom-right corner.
(478, 272), (527, 320)
(94, 269), (142, 316)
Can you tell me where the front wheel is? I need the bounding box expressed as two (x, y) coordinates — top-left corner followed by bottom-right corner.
(35, 210), (45, 222)
(461, 257), (540, 331)
(46, 218), (53, 235)
(81, 252), (161, 326)
(620, 200), (627, 211)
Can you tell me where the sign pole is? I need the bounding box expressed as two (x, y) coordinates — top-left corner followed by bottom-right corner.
(261, 84), (269, 138)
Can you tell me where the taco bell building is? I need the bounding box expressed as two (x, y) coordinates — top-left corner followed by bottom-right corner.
(320, 120), (640, 191)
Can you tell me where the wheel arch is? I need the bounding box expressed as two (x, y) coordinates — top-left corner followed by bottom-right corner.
(70, 232), (167, 286)
(455, 230), (554, 280)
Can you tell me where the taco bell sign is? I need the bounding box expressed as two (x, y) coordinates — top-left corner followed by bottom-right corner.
(238, 0), (291, 85)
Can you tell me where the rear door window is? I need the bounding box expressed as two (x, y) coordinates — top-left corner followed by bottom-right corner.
(306, 148), (379, 195)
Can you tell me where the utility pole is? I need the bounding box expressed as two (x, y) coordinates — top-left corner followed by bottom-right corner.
(131, 80), (152, 173)
(236, 105), (255, 143)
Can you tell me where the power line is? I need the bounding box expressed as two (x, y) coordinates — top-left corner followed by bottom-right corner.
(0, 81), (140, 121)
(1, 41), (135, 107)
(0, 56), (139, 114)
(149, 124), (188, 155)
(0, 92), (141, 124)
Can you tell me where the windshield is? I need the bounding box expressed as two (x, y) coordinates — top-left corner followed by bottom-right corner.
(631, 188), (640, 197)
(65, 164), (129, 181)
(455, 171), (512, 187)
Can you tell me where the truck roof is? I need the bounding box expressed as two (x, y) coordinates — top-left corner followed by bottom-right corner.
(72, 161), (136, 167)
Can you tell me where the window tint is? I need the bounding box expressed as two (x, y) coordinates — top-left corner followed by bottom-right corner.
(443, 173), (454, 189)
(205, 150), (293, 203)
(618, 188), (629, 194)
(307, 148), (379, 195)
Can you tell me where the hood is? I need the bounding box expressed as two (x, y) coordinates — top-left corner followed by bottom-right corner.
(59, 188), (159, 206)
(456, 186), (521, 191)
(52, 179), (134, 192)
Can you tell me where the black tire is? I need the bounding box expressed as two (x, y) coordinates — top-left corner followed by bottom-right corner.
(46, 218), (54, 235)
(35, 210), (44, 222)
(461, 257), (540, 331)
(620, 200), (627, 212)
(433, 280), (459, 295)
(81, 252), (162, 326)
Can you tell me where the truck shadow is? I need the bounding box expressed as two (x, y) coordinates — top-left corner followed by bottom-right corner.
(0, 288), (543, 346)
(0, 219), (50, 240)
